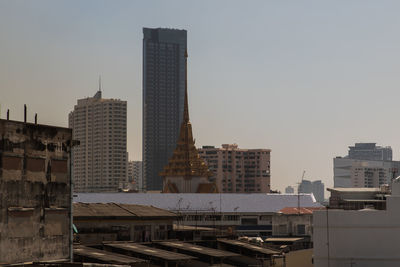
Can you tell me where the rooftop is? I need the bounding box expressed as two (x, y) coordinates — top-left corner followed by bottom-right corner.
(328, 188), (382, 193)
(278, 207), (326, 215)
(104, 242), (195, 262)
(73, 202), (177, 219)
(157, 241), (239, 258)
(218, 239), (280, 255)
(73, 245), (145, 264)
(74, 193), (322, 213)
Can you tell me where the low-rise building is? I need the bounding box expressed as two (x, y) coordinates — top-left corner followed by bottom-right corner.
(272, 207), (324, 239)
(328, 187), (388, 210)
(74, 193), (322, 238)
(314, 178), (400, 267)
(73, 203), (177, 244)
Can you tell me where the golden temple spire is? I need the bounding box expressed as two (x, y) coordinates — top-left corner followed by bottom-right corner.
(160, 49), (213, 180)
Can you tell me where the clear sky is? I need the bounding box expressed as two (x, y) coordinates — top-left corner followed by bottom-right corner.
(1, 0), (400, 192)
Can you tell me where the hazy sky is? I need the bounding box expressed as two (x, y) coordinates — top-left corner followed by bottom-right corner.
(1, 0), (400, 192)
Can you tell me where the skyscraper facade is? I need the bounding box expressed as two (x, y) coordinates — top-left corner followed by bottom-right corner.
(298, 179), (325, 203)
(69, 91), (127, 192)
(142, 27), (187, 191)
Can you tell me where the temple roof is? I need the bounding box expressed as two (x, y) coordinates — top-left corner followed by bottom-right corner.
(160, 50), (212, 178)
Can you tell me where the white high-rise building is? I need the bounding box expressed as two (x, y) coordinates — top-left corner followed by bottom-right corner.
(128, 161), (143, 191)
(334, 157), (400, 188)
(69, 90), (127, 192)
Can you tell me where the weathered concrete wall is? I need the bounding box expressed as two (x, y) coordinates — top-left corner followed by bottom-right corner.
(0, 119), (73, 264)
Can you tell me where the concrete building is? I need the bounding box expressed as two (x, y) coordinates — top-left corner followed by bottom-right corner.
(334, 157), (400, 188)
(271, 207), (325, 249)
(348, 142), (392, 161)
(0, 118), (73, 264)
(143, 27), (187, 191)
(69, 90), (127, 192)
(198, 144), (271, 193)
(285, 186), (295, 194)
(73, 203), (177, 244)
(74, 193), (322, 237)
(327, 187), (388, 210)
(314, 178), (400, 267)
(128, 161), (142, 191)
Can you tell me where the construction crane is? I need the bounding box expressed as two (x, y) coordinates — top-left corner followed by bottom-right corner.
(297, 170), (306, 214)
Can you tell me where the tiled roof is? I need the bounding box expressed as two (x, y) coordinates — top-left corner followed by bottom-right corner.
(278, 207), (326, 215)
(74, 193), (322, 213)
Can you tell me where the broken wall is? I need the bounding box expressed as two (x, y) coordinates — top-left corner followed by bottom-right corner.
(0, 119), (73, 264)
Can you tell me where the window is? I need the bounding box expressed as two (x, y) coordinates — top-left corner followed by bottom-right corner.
(297, 224), (306, 235)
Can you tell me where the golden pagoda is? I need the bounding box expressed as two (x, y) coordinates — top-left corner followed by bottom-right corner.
(160, 51), (218, 193)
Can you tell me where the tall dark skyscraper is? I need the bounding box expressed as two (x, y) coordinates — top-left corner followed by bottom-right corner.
(142, 27), (187, 191)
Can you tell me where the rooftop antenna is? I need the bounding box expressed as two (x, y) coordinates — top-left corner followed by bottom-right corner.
(297, 170), (306, 215)
(98, 75), (102, 92)
(24, 104), (27, 123)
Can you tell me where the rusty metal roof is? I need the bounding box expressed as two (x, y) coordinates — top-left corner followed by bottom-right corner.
(104, 242), (196, 262)
(217, 239), (280, 255)
(73, 202), (177, 219)
(158, 241), (239, 258)
(73, 245), (145, 264)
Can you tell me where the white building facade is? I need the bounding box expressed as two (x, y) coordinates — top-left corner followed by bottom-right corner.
(128, 161), (143, 191)
(314, 179), (400, 267)
(334, 157), (400, 188)
(69, 91), (127, 192)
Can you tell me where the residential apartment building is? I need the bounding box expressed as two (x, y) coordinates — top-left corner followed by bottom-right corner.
(198, 144), (271, 193)
(334, 143), (398, 188)
(128, 161), (143, 191)
(143, 27), (187, 191)
(69, 90), (127, 192)
(334, 157), (400, 188)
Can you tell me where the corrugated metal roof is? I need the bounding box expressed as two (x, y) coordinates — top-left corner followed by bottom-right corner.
(218, 239), (280, 255)
(73, 202), (177, 218)
(74, 193), (322, 213)
(158, 241), (239, 258)
(103, 242), (196, 261)
(328, 188), (381, 192)
(73, 245), (145, 264)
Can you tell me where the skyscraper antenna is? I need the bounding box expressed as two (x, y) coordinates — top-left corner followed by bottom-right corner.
(99, 75), (102, 92)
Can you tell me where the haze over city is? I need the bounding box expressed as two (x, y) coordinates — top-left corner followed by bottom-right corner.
(2, 0), (400, 192)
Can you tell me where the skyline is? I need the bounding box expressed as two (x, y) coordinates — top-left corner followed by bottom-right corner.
(2, 1), (400, 192)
